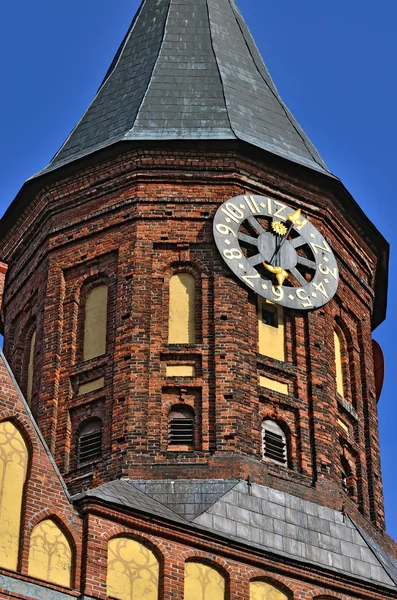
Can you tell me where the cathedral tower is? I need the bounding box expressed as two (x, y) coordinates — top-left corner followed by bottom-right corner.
(0, 2), (395, 599)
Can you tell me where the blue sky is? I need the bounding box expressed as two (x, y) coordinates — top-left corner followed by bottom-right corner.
(1, 1), (396, 536)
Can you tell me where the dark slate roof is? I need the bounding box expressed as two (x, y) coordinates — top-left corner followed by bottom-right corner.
(75, 478), (397, 591)
(39, 0), (330, 177)
(132, 479), (237, 520)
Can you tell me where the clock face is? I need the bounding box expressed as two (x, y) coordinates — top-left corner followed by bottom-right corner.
(213, 194), (339, 310)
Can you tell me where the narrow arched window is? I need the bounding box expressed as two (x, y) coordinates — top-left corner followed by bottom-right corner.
(0, 421), (28, 571)
(26, 329), (36, 406)
(168, 273), (196, 344)
(83, 285), (108, 361)
(262, 420), (287, 465)
(28, 519), (72, 587)
(258, 297), (285, 361)
(168, 406), (195, 448)
(250, 580), (288, 600)
(77, 419), (102, 465)
(341, 455), (353, 495)
(334, 330), (346, 398)
(184, 562), (225, 600)
(107, 537), (159, 600)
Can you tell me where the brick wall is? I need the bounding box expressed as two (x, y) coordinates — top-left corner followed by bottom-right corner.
(0, 143), (388, 550)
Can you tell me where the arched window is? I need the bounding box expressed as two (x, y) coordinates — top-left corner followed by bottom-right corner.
(258, 297), (284, 361)
(262, 420), (287, 466)
(168, 273), (196, 344)
(168, 406), (195, 448)
(28, 519), (72, 587)
(341, 455), (353, 495)
(107, 537), (159, 600)
(184, 562), (225, 600)
(83, 285), (109, 361)
(0, 421), (28, 571)
(250, 580), (288, 600)
(334, 330), (347, 398)
(26, 329), (36, 406)
(77, 419), (102, 465)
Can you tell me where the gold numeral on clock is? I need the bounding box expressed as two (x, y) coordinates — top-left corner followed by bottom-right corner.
(221, 203), (244, 223)
(244, 195), (260, 214)
(310, 239), (332, 255)
(296, 288), (313, 308)
(223, 248), (242, 260)
(319, 263), (338, 279)
(313, 281), (329, 298)
(272, 286), (284, 302)
(273, 200), (287, 219)
(241, 272), (260, 288)
(216, 223), (237, 237)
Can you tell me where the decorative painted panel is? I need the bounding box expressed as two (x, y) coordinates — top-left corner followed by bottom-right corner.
(250, 581), (288, 600)
(0, 421), (28, 571)
(168, 274), (196, 344)
(184, 562), (225, 600)
(107, 538), (159, 600)
(83, 285), (108, 360)
(28, 520), (72, 587)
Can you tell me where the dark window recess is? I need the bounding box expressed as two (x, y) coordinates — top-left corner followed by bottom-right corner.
(168, 407), (194, 446)
(78, 419), (102, 464)
(262, 307), (277, 327)
(341, 456), (352, 494)
(262, 420), (287, 465)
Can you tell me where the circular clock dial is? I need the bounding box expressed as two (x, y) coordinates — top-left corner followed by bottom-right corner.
(213, 194), (339, 310)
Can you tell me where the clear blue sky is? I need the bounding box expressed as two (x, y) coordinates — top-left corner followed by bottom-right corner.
(1, 1), (396, 536)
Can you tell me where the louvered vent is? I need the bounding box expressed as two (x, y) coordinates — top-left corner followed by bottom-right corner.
(262, 420), (287, 465)
(78, 419), (102, 464)
(168, 407), (194, 447)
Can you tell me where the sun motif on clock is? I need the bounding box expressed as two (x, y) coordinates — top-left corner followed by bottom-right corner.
(213, 194), (339, 310)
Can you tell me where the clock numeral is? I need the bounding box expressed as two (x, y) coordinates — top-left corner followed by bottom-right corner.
(296, 288), (314, 308)
(244, 195), (260, 214)
(310, 239), (332, 255)
(319, 263), (338, 280)
(313, 281), (329, 298)
(272, 286), (284, 302)
(221, 203), (244, 223)
(273, 200), (287, 220)
(216, 223), (237, 237)
(241, 272), (261, 288)
(223, 248), (242, 260)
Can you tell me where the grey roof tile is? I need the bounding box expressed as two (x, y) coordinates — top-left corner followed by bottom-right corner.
(38, 0), (330, 177)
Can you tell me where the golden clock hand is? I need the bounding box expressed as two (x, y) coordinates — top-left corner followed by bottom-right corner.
(263, 264), (289, 286)
(287, 208), (304, 227)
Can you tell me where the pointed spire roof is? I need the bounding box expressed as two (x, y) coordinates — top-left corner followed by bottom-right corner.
(41, 0), (330, 176)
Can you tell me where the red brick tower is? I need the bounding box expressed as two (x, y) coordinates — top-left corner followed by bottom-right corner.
(0, 1), (395, 599)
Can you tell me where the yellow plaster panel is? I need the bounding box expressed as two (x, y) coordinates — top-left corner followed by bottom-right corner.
(0, 421), (28, 571)
(338, 418), (349, 433)
(250, 581), (288, 600)
(258, 297), (285, 361)
(83, 285), (108, 361)
(107, 537), (159, 600)
(168, 273), (196, 344)
(166, 365), (195, 377)
(78, 377), (105, 396)
(27, 330), (36, 406)
(334, 331), (345, 397)
(259, 376), (288, 395)
(28, 520), (72, 587)
(184, 562), (225, 600)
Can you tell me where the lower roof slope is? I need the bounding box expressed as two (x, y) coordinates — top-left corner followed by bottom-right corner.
(76, 478), (397, 592)
(40, 0), (329, 176)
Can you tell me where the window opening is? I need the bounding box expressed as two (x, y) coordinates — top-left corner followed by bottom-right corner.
(168, 407), (194, 447)
(262, 420), (287, 465)
(78, 419), (102, 464)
